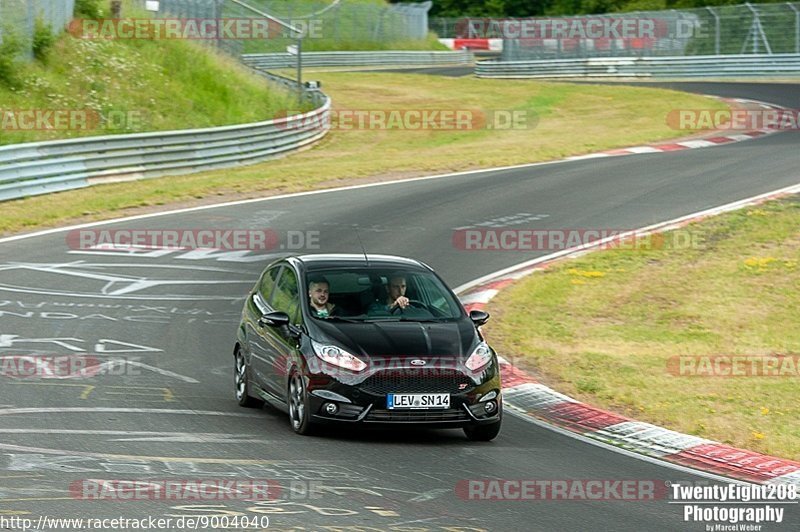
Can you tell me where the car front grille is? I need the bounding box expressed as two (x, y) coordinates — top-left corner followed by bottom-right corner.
(360, 369), (473, 395)
(366, 408), (469, 422)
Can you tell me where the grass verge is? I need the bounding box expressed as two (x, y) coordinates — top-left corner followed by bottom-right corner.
(484, 196), (800, 459)
(0, 72), (724, 235)
(0, 8), (302, 145)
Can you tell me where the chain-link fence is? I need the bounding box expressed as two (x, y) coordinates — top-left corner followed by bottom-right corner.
(428, 17), (458, 39)
(690, 2), (800, 55)
(432, 2), (800, 60)
(139, 0), (433, 56)
(0, 0), (75, 58)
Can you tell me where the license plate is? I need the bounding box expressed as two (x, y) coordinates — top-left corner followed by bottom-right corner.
(387, 393), (450, 410)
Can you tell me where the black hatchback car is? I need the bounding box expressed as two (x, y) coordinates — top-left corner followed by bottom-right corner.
(233, 254), (502, 440)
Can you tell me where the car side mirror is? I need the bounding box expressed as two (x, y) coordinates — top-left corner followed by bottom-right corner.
(259, 311), (290, 328)
(469, 310), (490, 326)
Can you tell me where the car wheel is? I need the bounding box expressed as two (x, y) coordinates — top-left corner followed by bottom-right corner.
(464, 410), (502, 442)
(235, 349), (262, 408)
(288, 369), (316, 435)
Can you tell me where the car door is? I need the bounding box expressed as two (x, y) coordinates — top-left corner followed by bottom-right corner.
(246, 264), (282, 395)
(258, 265), (303, 399)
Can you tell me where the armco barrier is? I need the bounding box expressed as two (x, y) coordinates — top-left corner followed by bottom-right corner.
(475, 54), (800, 78)
(242, 50), (473, 70)
(0, 98), (331, 202)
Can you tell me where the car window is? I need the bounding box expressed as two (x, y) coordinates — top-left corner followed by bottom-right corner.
(413, 274), (461, 317)
(271, 267), (300, 322)
(306, 268), (463, 321)
(259, 265), (282, 300)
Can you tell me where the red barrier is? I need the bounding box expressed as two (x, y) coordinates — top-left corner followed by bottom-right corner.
(454, 38), (490, 50)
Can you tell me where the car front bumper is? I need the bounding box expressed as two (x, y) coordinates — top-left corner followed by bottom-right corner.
(305, 362), (502, 428)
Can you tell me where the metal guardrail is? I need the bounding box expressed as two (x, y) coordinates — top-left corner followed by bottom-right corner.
(242, 50), (473, 70)
(0, 98), (331, 202)
(475, 54), (800, 78)
(252, 69), (327, 108)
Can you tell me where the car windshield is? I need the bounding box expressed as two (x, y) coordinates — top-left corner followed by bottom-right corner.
(306, 268), (463, 321)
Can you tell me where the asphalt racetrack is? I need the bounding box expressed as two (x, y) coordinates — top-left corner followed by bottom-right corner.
(0, 81), (798, 531)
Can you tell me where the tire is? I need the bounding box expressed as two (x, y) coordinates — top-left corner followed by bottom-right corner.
(464, 409), (502, 442)
(234, 349), (263, 408)
(288, 369), (316, 435)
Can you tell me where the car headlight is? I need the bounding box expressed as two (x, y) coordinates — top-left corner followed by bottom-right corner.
(465, 342), (493, 371)
(311, 340), (367, 372)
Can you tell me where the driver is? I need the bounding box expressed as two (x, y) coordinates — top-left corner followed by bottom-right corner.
(366, 273), (411, 314)
(386, 274), (410, 311)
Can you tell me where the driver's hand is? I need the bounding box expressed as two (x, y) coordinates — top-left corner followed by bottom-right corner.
(395, 296), (409, 309)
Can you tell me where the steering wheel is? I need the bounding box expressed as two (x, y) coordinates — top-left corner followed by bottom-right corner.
(389, 299), (431, 313)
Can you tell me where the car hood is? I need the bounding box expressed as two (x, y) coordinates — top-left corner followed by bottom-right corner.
(309, 319), (478, 360)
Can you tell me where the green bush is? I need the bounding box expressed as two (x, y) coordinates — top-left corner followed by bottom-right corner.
(32, 17), (55, 61)
(74, 0), (102, 18)
(0, 30), (23, 87)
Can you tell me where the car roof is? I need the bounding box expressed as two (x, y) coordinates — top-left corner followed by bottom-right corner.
(290, 253), (432, 272)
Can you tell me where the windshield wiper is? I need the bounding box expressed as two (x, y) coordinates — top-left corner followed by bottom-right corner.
(320, 316), (365, 323)
(372, 316), (446, 323)
(358, 316), (450, 323)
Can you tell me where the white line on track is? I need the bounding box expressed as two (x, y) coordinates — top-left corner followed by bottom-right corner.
(0, 429), (265, 443)
(0, 407), (261, 417)
(0, 429), (254, 436)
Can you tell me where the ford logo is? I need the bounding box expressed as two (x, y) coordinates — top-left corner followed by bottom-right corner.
(410, 359), (426, 366)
